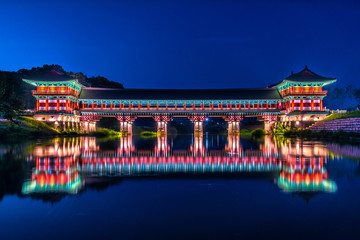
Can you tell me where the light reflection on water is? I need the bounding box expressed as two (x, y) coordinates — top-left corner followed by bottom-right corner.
(2, 135), (360, 239)
(15, 135), (346, 196)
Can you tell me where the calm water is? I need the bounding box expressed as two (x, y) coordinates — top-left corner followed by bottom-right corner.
(1, 134), (360, 240)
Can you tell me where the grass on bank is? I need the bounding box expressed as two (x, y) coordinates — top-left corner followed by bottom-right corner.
(140, 131), (158, 138)
(322, 110), (360, 121)
(0, 117), (122, 138)
(240, 128), (266, 137)
(0, 116), (59, 137)
(90, 128), (122, 137)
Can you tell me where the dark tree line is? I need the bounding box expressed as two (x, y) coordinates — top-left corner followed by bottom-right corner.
(325, 84), (360, 110)
(0, 64), (124, 119)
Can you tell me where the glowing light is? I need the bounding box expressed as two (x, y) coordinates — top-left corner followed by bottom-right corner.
(305, 174), (311, 185)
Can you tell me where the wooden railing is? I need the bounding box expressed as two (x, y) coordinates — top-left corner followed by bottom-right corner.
(282, 90), (327, 96)
(32, 90), (78, 96)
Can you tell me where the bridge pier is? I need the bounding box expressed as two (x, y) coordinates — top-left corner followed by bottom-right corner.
(262, 115), (277, 134)
(117, 115), (136, 136)
(153, 115), (171, 136)
(224, 116), (243, 135)
(189, 115), (205, 136)
(80, 115), (98, 133)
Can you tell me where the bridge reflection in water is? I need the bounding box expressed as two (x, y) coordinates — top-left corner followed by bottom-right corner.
(22, 135), (337, 196)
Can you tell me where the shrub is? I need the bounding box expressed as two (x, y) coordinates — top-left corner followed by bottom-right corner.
(251, 128), (266, 137)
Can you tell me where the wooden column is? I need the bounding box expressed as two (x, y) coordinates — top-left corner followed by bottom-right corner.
(300, 99), (303, 111)
(320, 99), (323, 111)
(311, 99), (314, 111)
(57, 99), (60, 111)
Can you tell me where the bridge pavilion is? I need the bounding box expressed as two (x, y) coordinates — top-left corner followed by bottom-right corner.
(22, 66), (336, 134)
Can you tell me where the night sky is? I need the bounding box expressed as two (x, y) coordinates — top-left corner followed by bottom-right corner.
(1, 0), (359, 89)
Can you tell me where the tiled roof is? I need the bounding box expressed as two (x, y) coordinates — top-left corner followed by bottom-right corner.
(79, 87), (282, 100)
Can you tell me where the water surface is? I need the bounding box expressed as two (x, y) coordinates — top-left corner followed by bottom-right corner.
(1, 134), (360, 240)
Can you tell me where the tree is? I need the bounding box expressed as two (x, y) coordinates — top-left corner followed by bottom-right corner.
(353, 88), (360, 110)
(345, 84), (355, 109)
(0, 71), (25, 120)
(333, 87), (345, 109)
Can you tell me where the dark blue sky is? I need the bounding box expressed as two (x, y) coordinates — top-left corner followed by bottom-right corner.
(1, 0), (359, 89)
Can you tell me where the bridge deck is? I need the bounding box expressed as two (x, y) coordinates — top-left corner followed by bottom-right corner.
(79, 108), (282, 117)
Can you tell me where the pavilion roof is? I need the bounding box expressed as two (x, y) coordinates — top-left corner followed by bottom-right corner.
(23, 69), (76, 82)
(285, 65), (336, 82)
(269, 66), (336, 87)
(78, 87), (282, 100)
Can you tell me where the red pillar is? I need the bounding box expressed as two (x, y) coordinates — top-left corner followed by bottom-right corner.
(311, 100), (314, 111)
(320, 99), (323, 111)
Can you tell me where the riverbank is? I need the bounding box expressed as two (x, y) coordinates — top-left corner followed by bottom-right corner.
(0, 117), (121, 138)
(284, 129), (360, 142)
(322, 110), (360, 121)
